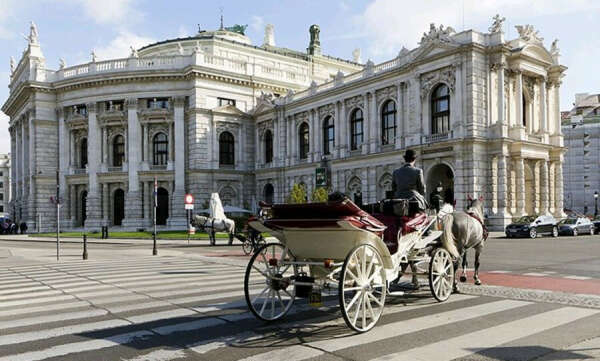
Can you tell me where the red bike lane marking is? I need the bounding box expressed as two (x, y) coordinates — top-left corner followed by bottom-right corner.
(466, 272), (600, 295)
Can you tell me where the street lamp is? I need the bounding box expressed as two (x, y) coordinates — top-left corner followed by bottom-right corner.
(595, 191), (598, 217)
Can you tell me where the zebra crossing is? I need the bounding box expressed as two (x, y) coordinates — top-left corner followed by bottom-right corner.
(0, 256), (599, 361)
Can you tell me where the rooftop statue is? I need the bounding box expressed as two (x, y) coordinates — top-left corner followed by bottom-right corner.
(224, 24), (248, 35)
(90, 50), (97, 63)
(419, 23), (456, 45)
(352, 48), (361, 63)
(177, 42), (184, 55)
(489, 14), (505, 34)
(515, 24), (544, 44)
(129, 46), (139, 58)
(550, 39), (560, 57)
(10, 56), (15, 74)
(29, 21), (39, 45)
(309, 24), (320, 46)
(59, 58), (66, 69)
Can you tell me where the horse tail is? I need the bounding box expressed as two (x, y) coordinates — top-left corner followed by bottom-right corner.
(441, 214), (460, 259)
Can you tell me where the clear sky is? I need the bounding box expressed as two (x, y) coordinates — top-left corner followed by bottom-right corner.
(1, 0), (599, 154)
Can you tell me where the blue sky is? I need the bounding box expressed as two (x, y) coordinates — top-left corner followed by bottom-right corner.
(1, 0), (599, 154)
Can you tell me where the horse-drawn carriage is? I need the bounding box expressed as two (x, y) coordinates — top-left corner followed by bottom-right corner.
(244, 195), (457, 332)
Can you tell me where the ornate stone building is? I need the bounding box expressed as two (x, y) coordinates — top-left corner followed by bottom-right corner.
(3, 18), (567, 231)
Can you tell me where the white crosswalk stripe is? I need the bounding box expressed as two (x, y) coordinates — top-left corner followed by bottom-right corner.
(0, 256), (598, 361)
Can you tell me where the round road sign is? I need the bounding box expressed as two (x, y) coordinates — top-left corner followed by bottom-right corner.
(185, 194), (194, 205)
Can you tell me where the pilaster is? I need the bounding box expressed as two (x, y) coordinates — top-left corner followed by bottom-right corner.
(515, 157), (526, 217)
(123, 98), (143, 226)
(168, 96), (187, 228)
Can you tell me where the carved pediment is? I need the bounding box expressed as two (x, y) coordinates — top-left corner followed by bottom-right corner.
(215, 121), (239, 135)
(420, 65), (457, 99)
(294, 112), (309, 127)
(376, 86), (398, 105)
(252, 101), (275, 115)
(411, 41), (460, 64)
(318, 104), (335, 118)
(345, 95), (364, 110)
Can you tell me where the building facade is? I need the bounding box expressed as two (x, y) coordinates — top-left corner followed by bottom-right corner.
(0, 154), (10, 216)
(562, 93), (600, 214)
(2, 19), (567, 232)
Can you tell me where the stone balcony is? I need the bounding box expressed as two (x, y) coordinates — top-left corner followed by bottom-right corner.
(422, 131), (453, 144)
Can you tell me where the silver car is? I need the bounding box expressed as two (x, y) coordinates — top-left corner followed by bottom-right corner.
(558, 217), (595, 236)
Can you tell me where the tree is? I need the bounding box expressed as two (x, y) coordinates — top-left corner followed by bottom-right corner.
(312, 187), (328, 202)
(287, 183), (307, 204)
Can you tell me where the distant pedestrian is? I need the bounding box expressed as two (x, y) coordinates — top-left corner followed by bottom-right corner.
(20, 222), (27, 234)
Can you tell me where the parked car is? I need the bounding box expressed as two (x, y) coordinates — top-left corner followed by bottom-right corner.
(558, 217), (595, 236)
(505, 215), (559, 238)
(593, 216), (600, 233)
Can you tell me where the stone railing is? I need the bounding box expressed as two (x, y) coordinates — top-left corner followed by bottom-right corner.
(422, 131), (452, 144)
(291, 57), (406, 102)
(150, 164), (168, 171)
(73, 168), (87, 175)
(107, 166), (123, 173)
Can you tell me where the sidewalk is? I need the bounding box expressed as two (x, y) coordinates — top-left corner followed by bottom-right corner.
(0, 234), (219, 247)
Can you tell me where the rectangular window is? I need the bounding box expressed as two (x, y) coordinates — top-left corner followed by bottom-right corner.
(0, 205), (3, 213)
(75, 104), (88, 116)
(218, 97), (236, 107)
(0, 193), (3, 201)
(0, 181), (3, 188)
(106, 100), (124, 111)
(148, 98), (169, 109)
(0, 171), (3, 176)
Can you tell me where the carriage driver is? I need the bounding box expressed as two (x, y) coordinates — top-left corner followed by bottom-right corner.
(391, 149), (427, 213)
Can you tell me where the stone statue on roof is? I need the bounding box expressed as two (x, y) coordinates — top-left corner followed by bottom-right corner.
(177, 42), (184, 55)
(90, 50), (97, 62)
(515, 25), (544, 44)
(10, 56), (15, 74)
(489, 14), (505, 34)
(419, 23), (456, 45)
(550, 39), (560, 56)
(130, 46), (139, 58)
(59, 58), (66, 69)
(352, 48), (361, 63)
(29, 21), (39, 45)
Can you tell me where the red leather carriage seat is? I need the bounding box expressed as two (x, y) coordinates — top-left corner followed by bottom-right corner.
(372, 212), (428, 255)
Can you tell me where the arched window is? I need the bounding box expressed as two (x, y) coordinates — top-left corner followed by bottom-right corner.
(322, 116), (334, 155)
(264, 183), (274, 204)
(298, 123), (309, 159)
(112, 135), (125, 167)
(219, 131), (235, 165)
(80, 138), (88, 168)
(153, 133), (168, 166)
(350, 109), (364, 150)
(431, 84), (450, 134)
(381, 100), (396, 145)
(264, 130), (273, 164)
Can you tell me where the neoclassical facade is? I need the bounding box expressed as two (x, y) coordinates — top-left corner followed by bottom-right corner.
(3, 19), (567, 231)
(0, 154), (10, 216)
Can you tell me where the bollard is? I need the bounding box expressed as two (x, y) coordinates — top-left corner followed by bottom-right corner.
(152, 232), (158, 256)
(83, 234), (88, 260)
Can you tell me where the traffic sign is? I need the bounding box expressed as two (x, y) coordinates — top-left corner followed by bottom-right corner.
(188, 226), (196, 235)
(185, 194), (194, 205)
(185, 204), (194, 210)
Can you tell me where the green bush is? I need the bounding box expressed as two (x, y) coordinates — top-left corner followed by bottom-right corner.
(287, 183), (307, 204)
(311, 187), (328, 202)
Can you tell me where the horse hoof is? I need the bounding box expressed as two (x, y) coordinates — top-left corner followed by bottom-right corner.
(459, 276), (467, 283)
(453, 286), (461, 294)
(474, 279), (482, 286)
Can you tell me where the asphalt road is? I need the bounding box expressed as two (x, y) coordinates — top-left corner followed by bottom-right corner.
(0, 234), (599, 360)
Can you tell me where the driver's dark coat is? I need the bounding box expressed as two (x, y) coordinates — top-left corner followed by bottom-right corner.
(392, 163), (427, 210)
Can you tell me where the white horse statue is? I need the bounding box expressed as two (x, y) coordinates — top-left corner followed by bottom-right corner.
(192, 193), (236, 245)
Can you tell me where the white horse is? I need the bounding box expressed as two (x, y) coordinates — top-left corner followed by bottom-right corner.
(192, 193), (235, 245)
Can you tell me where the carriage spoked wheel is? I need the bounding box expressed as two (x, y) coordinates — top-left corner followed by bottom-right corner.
(428, 247), (454, 302)
(244, 243), (296, 321)
(339, 244), (387, 333)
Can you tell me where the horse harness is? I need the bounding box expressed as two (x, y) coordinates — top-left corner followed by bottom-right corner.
(466, 211), (489, 241)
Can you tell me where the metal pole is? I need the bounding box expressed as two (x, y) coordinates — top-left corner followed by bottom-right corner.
(187, 209), (190, 245)
(83, 234), (88, 260)
(56, 170), (60, 261)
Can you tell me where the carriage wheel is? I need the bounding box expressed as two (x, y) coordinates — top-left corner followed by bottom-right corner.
(244, 243), (296, 321)
(242, 240), (253, 255)
(428, 247), (454, 302)
(339, 244), (386, 333)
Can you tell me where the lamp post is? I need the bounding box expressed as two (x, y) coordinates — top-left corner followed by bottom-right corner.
(595, 191), (598, 217)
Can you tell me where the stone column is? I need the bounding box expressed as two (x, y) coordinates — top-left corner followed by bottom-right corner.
(57, 107), (69, 222)
(27, 111), (35, 226)
(540, 78), (547, 134)
(549, 162), (556, 214)
(532, 160), (540, 214)
(516, 70), (523, 129)
(168, 96), (187, 227)
(85, 102), (102, 228)
(540, 160), (549, 215)
(102, 183), (109, 225)
(554, 160), (566, 218)
(515, 157), (526, 216)
(497, 64), (506, 136)
(395, 82), (403, 149)
(123, 98), (143, 227)
(497, 154), (509, 216)
(491, 156), (498, 214)
(20, 120), (26, 199)
(340, 100), (347, 158)
(101, 127), (108, 166)
(369, 91), (377, 153)
(70, 185), (77, 224)
(361, 92), (369, 155)
(70, 130), (75, 169)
